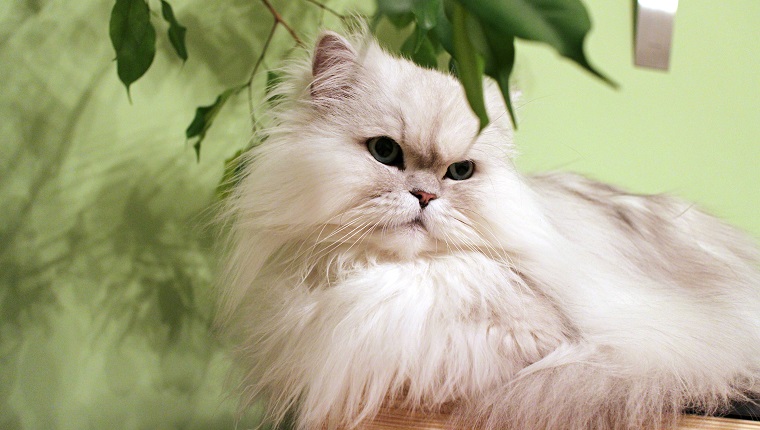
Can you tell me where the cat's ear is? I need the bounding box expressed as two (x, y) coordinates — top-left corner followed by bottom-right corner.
(310, 31), (357, 101)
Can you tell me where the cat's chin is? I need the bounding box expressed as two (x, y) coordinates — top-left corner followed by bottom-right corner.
(368, 218), (438, 258)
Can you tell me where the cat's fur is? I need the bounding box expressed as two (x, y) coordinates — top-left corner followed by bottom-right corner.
(218, 31), (760, 430)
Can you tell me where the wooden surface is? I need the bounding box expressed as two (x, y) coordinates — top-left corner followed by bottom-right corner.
(677, 417), (760, 430)
(356, 409), (760, 430)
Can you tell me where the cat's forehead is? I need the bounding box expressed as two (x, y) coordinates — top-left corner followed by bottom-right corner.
(363, 54), (481, 167)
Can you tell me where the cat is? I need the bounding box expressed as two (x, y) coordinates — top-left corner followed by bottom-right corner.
(217, 30), (760, 430)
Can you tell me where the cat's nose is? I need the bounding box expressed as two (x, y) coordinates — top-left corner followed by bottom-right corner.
(410, 190), (437, 209)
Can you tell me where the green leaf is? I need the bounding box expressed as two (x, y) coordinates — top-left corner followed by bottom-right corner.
(455, 0), (615, 85)
(481, 27), (518, 128)
(160, 0), (187, 62)
(185, 88), (238, 162)
(216, 135), (268, 199)
(386, 12), (415, 28)
(401, 30), (438, 69)
(450, 3), (489, 131)
(376, 0), (414, 16)
(412, 0), (441, 31)
(265, 71), (284, 105)
(433, 1), (454, 53)
(410, 1), (442, 52)
(410, 21), (427, 53)
(216, 149), (246, 200)
(380, 0), (440, 28)
(377, 0), (443, 34)
(109, 0), (156, 98)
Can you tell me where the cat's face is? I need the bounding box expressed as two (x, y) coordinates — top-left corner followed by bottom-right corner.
(243, 32), (522, 258)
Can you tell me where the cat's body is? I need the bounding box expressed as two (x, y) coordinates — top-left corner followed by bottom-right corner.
(219, 32), (760, 429)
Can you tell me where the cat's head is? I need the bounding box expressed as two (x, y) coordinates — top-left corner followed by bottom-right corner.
(234, 31), (527, 259)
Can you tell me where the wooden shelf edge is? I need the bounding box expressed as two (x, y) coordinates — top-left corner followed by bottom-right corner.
(678, 416), (760, 430)
(356, 410), (760, 430)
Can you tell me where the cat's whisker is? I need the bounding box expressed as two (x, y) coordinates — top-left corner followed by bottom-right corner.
(309, 226), (365, 262)
(457, 207), (516, 267)
(308, 218), (376, 263)
(458, 235), (489, 263)
(274, 220), (367, 285)
(357, 210), (398, 248)
(311, 212), (353, 243)
(438, 227), (461, 254)
(441, 229), (467, 257)
(342, 222), (377, 257)
(323, 220), (381, 269)
(457, 233), (487, 258)
(298, 214), (367, 258)
(445, 208), (506, 264)
(374, 212), (392, 239)
(307, 219), (362, 254)
(451, 222), (499, 261)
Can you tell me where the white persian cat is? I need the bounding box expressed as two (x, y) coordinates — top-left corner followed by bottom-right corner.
(218, 31), (760, 430)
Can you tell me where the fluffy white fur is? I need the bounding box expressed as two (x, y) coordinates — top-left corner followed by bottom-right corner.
(218, 31), (760, 430)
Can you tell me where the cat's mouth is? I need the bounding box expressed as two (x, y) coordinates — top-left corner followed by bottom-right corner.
(408, 217), (426, 230)
(385, 216), (428, 233)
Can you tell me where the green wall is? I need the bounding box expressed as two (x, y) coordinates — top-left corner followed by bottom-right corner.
(514, 0), (760, 238)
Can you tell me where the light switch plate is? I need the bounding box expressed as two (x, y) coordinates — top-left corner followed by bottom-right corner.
(635, 0), (678, 70)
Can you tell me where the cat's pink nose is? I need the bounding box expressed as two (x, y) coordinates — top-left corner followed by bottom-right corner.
(410, 190), (437, 208)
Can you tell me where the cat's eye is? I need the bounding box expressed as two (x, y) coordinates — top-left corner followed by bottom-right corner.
(367, 136), (403, 168)
(446, 160), (475, 180)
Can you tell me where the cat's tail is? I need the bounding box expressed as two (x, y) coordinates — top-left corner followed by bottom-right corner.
(454, 343), (757, 430)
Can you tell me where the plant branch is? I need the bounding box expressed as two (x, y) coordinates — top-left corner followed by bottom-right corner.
(245, 0), (311, 131)
(303, 0), (344, 19)
(245, 21), (278, 132)
(260, 0), (304, 46)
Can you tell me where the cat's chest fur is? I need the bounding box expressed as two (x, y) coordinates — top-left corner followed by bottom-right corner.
(254, 248), (570, 408)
